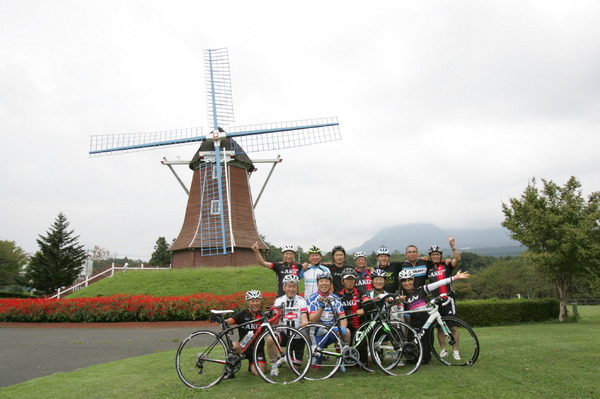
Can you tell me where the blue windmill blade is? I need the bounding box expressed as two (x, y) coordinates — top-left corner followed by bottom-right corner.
(226, 117), (341, 153)
(205, 48), (234, 130)
(89, 127), (205, 156)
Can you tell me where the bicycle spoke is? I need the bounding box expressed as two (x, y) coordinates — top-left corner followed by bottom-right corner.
(176, 331), (228, 389)
(300, 323), (343, 380)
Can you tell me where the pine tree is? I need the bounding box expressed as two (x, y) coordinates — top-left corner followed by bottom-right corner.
(26, 213), (87, 294)
(149, 237), (172, 266)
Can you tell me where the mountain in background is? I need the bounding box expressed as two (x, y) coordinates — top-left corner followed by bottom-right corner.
(350, 223), (524, 257)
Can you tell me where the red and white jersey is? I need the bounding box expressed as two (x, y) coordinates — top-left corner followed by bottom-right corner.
(273, 294), (308, 329)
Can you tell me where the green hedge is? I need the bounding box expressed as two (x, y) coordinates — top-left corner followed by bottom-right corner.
(0, 291), (39, 299)
(457, 298), (559, 327)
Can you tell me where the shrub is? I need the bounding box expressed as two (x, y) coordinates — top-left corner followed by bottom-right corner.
(458, 298), (559, 327)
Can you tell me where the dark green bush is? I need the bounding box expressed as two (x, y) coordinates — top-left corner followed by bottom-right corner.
(458, 298), (559, 327)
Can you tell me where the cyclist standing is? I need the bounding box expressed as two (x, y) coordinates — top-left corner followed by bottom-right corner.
(401, 245), (429, 288)
(268, 274), (309, 377)
(225, 290), (268, 377)
(302, 245), (329, 298)
(426, 236), (463, 360)
(373, 246), (403, 293)
(353, 251), (373, 292)
(327, 245), (351, 293)
(399, 269), (470, 364)
(252, 241), (304, 296)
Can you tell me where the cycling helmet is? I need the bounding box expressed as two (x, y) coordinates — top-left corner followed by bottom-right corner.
(331, 245), (346, 255)
(282, 245), (297, 253)
(428, 245), (443, 255)
(376, 247), (391, 256)
(342, 267), (357, 280)
(307, 245), (322, 255)
(371, 269), (387, 279)
(353, 251), (367, 260)
(245, 290), (262, 300)
(282, 274), (299, 285)
(398, 269), (414, 280)
(316, 272), (333, 282)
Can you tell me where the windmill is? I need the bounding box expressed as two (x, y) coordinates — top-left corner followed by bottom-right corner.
(89, 48), (341, 267)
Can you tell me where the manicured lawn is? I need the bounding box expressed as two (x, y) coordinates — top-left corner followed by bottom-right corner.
(2, 306), (599, 399)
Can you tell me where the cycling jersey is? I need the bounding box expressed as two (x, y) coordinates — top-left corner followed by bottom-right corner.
(273, 294), (308, 329)
(401, 259), (429, 288)
(230, 309), (264, 350)
(337, 287), (369, 329)
(326, 264), (349, 293)
(427, 262), (456, 297)
(354, 268), (373, 291)
(307, 291), (345, 327)
(403, 277), (455, 312)
(270, 262), (304, 296)
(373, 262), (403, 293)
(303, 264), (329, 298)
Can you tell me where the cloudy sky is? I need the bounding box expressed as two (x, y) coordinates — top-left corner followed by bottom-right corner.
(2, 1), (599, 260)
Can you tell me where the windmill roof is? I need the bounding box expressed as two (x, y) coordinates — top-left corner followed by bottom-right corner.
(189, 137), (254, 171)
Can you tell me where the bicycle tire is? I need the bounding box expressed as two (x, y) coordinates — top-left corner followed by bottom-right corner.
(300, 323), (344, 380)
(351, 321), (377, 372)
(429, 316), (479, 367)
(176, 330), (228, 389)
(253, 326), (312, 384)
(371, 321), (423, 376)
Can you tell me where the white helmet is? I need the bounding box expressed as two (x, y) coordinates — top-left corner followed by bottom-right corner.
(376, 247), (391, 256)
(245, 290), (262, 300)
(398, 269), (414, 280)
(282, 245), (297, 253)
(353, 251), (367, 260)
(282, 274), (299, 285)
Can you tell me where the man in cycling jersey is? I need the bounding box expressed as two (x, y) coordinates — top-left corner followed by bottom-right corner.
(399, 269), (470, 364)
(327, 245), (351, 293)
(268, 274), (309, 377)
(373, 246), (403, 293)
(225, 290), (267, 377)
(307, 272), (350, 361)
(302, 245), (329, 298)
(426, 236), (463, 360)
(338, 270), (370, 365)
(353, 251), (373, 292)
(401, 245), (429, 288)
(252, 241), (303, 296)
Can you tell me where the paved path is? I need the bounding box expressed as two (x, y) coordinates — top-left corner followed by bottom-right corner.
(0, 322), (218, 388)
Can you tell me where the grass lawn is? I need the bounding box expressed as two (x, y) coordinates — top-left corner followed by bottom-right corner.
(67, 266), (292, 298)
(2, 306), (599, 399)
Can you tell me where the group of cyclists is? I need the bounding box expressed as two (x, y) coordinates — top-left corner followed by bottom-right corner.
(224, 237), (469, 378)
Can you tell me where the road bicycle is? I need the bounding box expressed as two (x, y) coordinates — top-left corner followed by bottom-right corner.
(175, 306), (312, 388)
(392, 296), (479, 367)
(300, 293), (423, 380)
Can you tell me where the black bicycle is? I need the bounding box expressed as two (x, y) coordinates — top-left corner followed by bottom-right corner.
(300, 293), (423, 380)
(176, 307), (312, 388)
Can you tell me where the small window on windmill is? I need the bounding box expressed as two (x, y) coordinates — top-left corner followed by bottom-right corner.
(212, 166), (218, 180)
(210, 200), (221, 215)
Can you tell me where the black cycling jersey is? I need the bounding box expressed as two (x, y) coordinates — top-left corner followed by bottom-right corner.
(374, 262), (403, 293)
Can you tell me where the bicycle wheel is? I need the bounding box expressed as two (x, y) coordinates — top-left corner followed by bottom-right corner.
(300, 323), (344, 380)
(429, 316), (480, 367)
(371, 321), (423, 376)
(254, 326), (312, 384)
(176, 330), (228, 389)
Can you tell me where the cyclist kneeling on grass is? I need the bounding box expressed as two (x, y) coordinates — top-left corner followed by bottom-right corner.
(307, 273), (350, 365)
(399, 269), (470, 364)
(225, 290), (268, 377)
(268, 274), (309, 377)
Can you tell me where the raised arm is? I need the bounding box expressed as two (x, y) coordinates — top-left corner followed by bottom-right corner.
(252, 241), (272, 268)
(448, 235), (461, 266)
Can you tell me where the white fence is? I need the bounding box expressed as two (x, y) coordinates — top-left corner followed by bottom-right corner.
(49, 263), (172, 299)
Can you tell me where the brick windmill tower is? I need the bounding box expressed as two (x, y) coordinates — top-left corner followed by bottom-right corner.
(89, 48), (341, 267)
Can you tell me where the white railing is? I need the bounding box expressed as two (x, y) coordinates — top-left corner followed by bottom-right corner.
(49, 263), (172, 299)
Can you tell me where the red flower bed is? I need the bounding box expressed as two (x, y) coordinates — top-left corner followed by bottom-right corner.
(0, 292), (277, 323)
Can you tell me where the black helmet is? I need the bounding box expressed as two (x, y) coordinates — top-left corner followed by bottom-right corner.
(331, 245), (346, 255)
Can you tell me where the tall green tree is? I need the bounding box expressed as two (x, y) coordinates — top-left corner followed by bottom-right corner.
(0, 240), (29, 286)
(149, 237), (172, 266)
(502, 177), (600, 321)
(25, 213), (87, 294)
